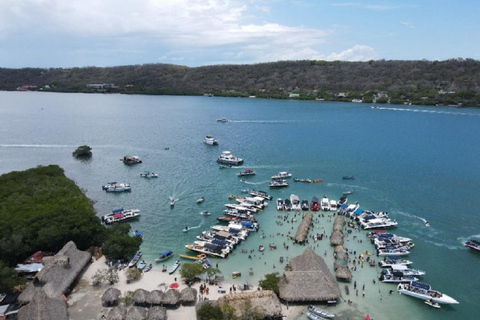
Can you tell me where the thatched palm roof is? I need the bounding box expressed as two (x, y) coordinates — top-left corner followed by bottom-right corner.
(334, 245), (347, 253)
(294, 212), (313, 243)
(147, 290), (165, 306)
(216, 290), (282, 319)
(147, 306), (167, 320)
(334, 216), (345, 226)
(107, 306), (127, 320)
(126, 306), (147, 320)
(279, 247), (341, 302)
(330, 231), (344, 246)
(133, 289), (150, 305)
(102, 287), (122, 307)
(336, 265), (353, 281)
(180, 287), (197, 305)
(18, 241), (91, 304)
(17, 290), (68, 320)
(335, 251), (348, 262)
(163, 289), (180, 307)
(332, 223), (344, 232)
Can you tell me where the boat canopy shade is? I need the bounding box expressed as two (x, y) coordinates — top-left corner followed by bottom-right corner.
(143, 170), (151, 173)
(113, 213), (124, 218)
(362, 214), (377, 221)
(211, 239), (228, 247)
(411, 282), (431, 290)
(112, 208), (124, 213)
(228, 228), (241, 234)
(241, 221), (253, 227)
(374, 230), (387, 234)
(216, 231), (233, 238)
(160, 250), (172, 257)
(377, 233), (395, 239)
(354, 208), (364, 214)
(340, 204), (348, 209)
(204, 243), (223, 251)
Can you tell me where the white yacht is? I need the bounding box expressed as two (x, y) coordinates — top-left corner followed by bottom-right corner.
(361, 218), (398, 229)
(277, 198), (284, 211)
(290, 194), (301, 211)
(185, 243), (229, 258)
(102, 182), (131, 192)
(320, 196), (331, 211)
(102, 208), (140, 224)
(379, 258), (413, 268)
(269, 179), (289, 188)
(271, 172), (292, 179)
(390, 264), (426, 276)
(203, 135), (219, 145)
(397, 282), (459, 304)
(377, 248), (410, 256)
(217, 151), (243, 166)
(140, 171), (158, 178)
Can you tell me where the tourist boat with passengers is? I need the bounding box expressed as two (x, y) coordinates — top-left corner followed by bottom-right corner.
(290, 194), (301, 211)
(272, 172), (292, 179)
(185, 242), (229, 258)
(397, 282), (459, 304)
(310, 197), (320, 211)
(465, 239), (480, 252)
(301, 200), (309, 211)
(238, 169), (256, 177)
(217, 151), (243, 165)
(203, 135), (219, 145)
(361, 218), (398, 230)
(140, 171), (158, 178)
(121, 155), (142, 164)
(377, 247), (410, 256)
(269, 179), (289, 188)
(379, 258), (413, 268)
(102, 208), (140, 224)
(379, 269), (418, 283)
(102, 182), (131, 192)
(388, 264), (426, 276)
(155, 250), (174, 262)
(320, 196), (331, 211)
(249, 190), (273, 200)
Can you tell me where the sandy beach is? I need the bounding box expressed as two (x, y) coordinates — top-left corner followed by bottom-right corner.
(68, 255), (304, 320)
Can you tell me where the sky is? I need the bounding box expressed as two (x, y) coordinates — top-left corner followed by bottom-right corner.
(0, 0), (478, 68)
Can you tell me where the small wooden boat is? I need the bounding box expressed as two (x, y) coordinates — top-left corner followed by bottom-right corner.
(425, 299), (441, 309)
(342, 176), (355, 180)
(259, 245), (265, 252)
(232, 271), (241, 279)
(308, 305), (335, 318)
(155, 250), (173, 262)
(144, 264), (153, 272)
(313, 179), (323, 183)
(168, 260), (181, 274)
(137, 260), (147, 270)
(269, 243), (277, 249)
(128, 251), (142, 268)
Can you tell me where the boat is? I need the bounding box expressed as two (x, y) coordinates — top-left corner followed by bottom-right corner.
(465, 239), (480, 252)
(217, 151), (243, 166)
(425, 221), (430, 227)
(307, 305), (335, 318)
(279, 256), (284, 263)
(311, 197), (320, 211)
(389, 264), (426, 276)
(290, 194), (301, 211)
(329, 200), (337, 209)
(232, 271), (241, 279)
(269, 243), (277, 249)
(301, 200), (309, 211)
(361, 218), (398, 230)
(425, 299), (441, 309)
(307, 311), (329, 320)
(377, 248), (410, 256)
(313, 179), (323, 183)
(128, 251), (142, 268)
(102, 182), (131, 192)
(102, 208), (140, 224)
(379, 258), (413, 268)
(276, 198), (284, 211)
(183, 226), (190, 232)
(249, 190), (273, 200)
(219, 164), (232, 169)
(293, 178), (311, 183)
(170, 199), (176, 207)
(342, 176), (355, 180)
(259, 245), (265, 252)
(217, 118), (228, 122)
(140, 171), (158, 178)
(121, 155), (142, 164)
(283, 199), (292, 211)
(238, 169), (256, 176)
(379, 269), (418, 283)
(269, 179), (289, 188)
(144, 264), (153, 272)
(204, 135), (219, 145)
(168, 260), (181, 274)
(397, 282), (459, 304)
(320, 196), (330, 211)
(200, 210), (211, 216)
(133, 230), (143, 238)
(197, 196), (206, 204)
(249, 267), (254, 275)
(343, 190), (354, 195)
(137, 260), (147, 270)
(155, 250), (174, 262)
(271, 172), (292, 179)
(185, 243), (229, 258)
(179, 253), (207, 261)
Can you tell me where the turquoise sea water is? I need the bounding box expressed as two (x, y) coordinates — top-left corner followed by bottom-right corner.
(1, 91), (479, 319)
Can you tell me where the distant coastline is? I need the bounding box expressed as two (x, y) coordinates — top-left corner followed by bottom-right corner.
(2, 58), (479, 107)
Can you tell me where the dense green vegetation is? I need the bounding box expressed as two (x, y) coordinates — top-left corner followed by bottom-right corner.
(72, 145), (92, 158)
(258, 273), (280, 295)
(2, 58), (480, 106)
(0, 165), (141, 291)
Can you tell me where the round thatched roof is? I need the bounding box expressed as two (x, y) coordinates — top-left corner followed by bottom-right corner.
(133, 289), (150, 305)
(334, 216), (345, 225)
(336, 265), (353, 281)
(147, 306), (167, 320)
(126, 306), (147, 320)
(147, 290), (165, 306)
(107, 306), (127, 320)
(102, 287), (122, 305)
(17, 290), (68, 320)
(180, 287), (197, 304)
(163, 289), (180, 306)
(332, 223), (344, 232)
(334, 245), (347, 253)
(330, 230), (344, 245)
(335, 251), (348, 262)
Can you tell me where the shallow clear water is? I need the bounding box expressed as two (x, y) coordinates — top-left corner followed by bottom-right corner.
(1, 91), (479, 319)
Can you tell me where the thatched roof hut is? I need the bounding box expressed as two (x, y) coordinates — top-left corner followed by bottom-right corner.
(330, 230), (344, 246)
(147, 306), (167, 320)
(147, 290), (165, 306)
(102, 287), (122, 307)
(107, 306), (127, 320)
(335, 251), (348, 262)
(17, 290), (68, 320)
(332, 223), (344, 232)
(336, 265), (353, 282)
(279, 247), (341, 302)
(334, 245), (347, 254)
(333, 216), (345, 226)
(294, 212), (313, 243)
(18, 241), (91, 304)
(133, 289), (150, 306)
(180, 287), (197, 305)
(163, 289), (180, 307)
(215, 290), (282, 319)
(126, 306), (147, 320)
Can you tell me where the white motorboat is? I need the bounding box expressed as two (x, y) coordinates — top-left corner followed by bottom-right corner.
(283, 199), (292, 211)
(217, 151), (243, 166)
(307, 311), (328, 320)
(140, 171), (158, 178)
(170, 199), (176, 207)
(102, 208), (140, 224)
(120, 155), (142, 164)
(369, 231), (412, 243)
(277, 198), (284, 211)
(102, 182), (131, 192)
(185, 243), (229, 258)
(378, 248), (410, 256)
(269, 179), (289, 188)
(217, 118), (228, 122)
(168, 260), (181, 274)
(320, 196), (331, 211)
(203, 135), (219, 145)
(389, 264), (426, 276)
(290, 194), (301, 211)
(379, 269), (418, 283)
(361, 218), (398, 230)
(379, 258), (413, 268)
(307, 305), (334, 318)
(238, 169), (256, 176)
(329, 200), (337, 209)
(197, 196), (206, 204)
(397, 282), (459, 304)
(271, 172), (292, 179)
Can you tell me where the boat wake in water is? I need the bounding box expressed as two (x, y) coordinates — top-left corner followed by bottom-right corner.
(183, 220), (203, 232)
(375, 107), (480, 117)
(241, 180), (270, 185)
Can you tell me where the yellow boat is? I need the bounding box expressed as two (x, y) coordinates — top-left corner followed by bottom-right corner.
(313, 179), (323, 183)
(178, 253), (207, 261)
(232, 271), (241, 279)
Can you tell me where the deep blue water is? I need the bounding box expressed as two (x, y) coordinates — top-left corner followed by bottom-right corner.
(1, 91), (479, 319)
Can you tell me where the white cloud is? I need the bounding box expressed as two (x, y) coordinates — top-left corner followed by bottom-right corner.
(325, 45), (378, 61)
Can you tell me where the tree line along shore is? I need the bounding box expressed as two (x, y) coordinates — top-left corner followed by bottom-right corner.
(2, 58), (480, 107)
